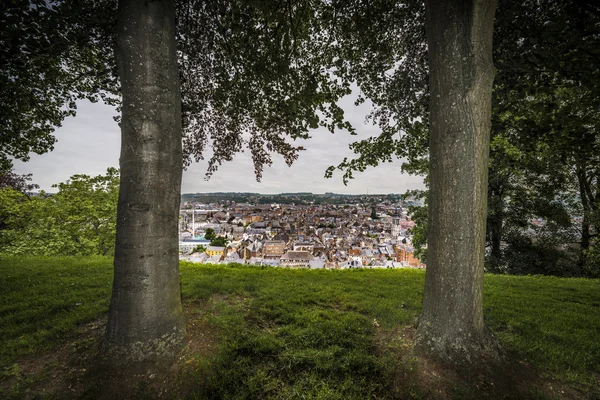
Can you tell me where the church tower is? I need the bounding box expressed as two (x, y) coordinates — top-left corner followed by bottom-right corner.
(391, 208), (401, 238)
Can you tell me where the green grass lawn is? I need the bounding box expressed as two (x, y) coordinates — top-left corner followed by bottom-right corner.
(0, 256), (599, 399)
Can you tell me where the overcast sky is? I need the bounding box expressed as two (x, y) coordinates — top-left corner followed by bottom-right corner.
(13, 92), (426, 194)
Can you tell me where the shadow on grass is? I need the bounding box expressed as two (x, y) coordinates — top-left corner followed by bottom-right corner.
(1, 259), (598, 399)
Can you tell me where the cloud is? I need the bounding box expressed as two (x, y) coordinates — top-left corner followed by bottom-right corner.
(13, 101), (121, 191)
(14, 96), (426, 194)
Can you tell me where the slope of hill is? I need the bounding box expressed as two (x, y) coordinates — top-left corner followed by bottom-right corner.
(1, 257), (598, 398)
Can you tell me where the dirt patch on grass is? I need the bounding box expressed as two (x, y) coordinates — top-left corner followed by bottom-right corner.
(0, 317), (106, 399)
(3, 296), (594, 399)
(0, 297), (221, 399)
(374, 325), (589, 400)
(416, 354), (590, 400)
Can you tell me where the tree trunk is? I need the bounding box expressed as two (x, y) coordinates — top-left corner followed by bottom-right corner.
(104, 0), (186, 362)
(488, 185), (503, 265)
(579, 216), (591, 270)
(416, 0), (500, 363)
(576, 165), (591, 270)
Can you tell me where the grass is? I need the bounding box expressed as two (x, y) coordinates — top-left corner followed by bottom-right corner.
(177, 264), (425, 399)
(0, 256), (599, 398)
(0, 256), (112, 366)
(485, 275), (600, 390)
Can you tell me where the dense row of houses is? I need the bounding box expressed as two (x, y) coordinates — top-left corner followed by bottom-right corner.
(179, 200), (425, 269)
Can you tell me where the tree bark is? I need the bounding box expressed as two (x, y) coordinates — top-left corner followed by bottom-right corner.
(104, 0), (186, 362)
(416, 0), (500, 363)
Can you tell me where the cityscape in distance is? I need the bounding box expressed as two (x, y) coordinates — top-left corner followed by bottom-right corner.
(179, 192), (425, 269)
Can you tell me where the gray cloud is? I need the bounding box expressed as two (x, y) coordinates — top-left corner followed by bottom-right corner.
(14, 96), (426, 194)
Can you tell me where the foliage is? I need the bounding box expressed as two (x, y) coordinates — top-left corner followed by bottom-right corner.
(176, 0), (361, 180)
(209, 236), (227, 247)
(0, 171), (39, 233)
(381, 0), (600, 278)
(0, 170), (39, 194)
(323, 0), (429, 183)
(1, 257), (599, 397)
(0, 189), (27, 241)
(3, 0), (366, 180)
(203, 228), (216, 241)
(0, 0), (119, 170)
(486, 0), (600, 276)
(192, 244), (206, 253)
(0, 168), (119, 256)
(406, 191), (428, 263)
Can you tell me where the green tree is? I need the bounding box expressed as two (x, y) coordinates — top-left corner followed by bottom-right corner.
(210, 236), (228, 247)
(327, 0), (498, 361)
(0, 168), (119, 256)
(204, 228), (216, 241)
(192, 244), (206, 253)
(0, 170), (39, 233)
(486, 0), (600, 277)
(0, 0), (119, 170)
(415, 0), (500, 363)
(406, 191), (428, 263)
(333, 0), (600, 281)
(0, 188), (29, 249)
(104, 0), (186, 362)
(52, 168), (119, 256)
(499, 87), (600, 277)
(0, 170), (39, 194)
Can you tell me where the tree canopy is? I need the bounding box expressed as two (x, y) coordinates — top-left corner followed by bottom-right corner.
(209, 236), (228, 247)
(0, 0), (118, 170)
(1, 0), (368, 178)
(328, 0), (600, 278)
(0, 168), (119, 256)
(0, 170), (39, 194)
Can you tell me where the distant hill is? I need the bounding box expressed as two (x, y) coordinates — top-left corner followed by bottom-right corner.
(181, 192), (404, 205)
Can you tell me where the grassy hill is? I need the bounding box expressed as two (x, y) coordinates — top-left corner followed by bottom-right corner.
(0, 256), (599, 399)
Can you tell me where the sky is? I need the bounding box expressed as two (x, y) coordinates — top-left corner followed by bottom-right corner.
(13, 92), (426, 194)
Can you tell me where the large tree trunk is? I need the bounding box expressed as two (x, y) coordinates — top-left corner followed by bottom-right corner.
(416, 0), (499, 363)
(104, 0), (186, 362)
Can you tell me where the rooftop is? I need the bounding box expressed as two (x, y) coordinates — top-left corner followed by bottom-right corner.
(281, 250), (313, 260)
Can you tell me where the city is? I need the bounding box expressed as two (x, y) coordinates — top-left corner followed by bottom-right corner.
(178, 194), (425, 269)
